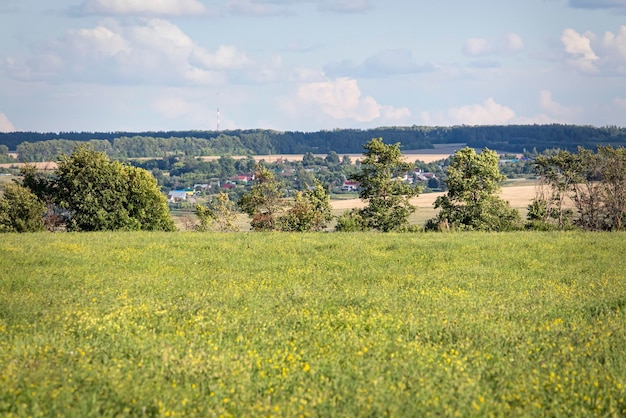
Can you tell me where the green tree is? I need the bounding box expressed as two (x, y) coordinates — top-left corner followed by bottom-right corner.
(350, 138), (420, 232)
(54, 145), (175, 231)
(429, 147), (520, 231)
(195, 192), (239, 232)
(0, 183), (47, 233)
(598, 146), (626, 230)
(279, 182), (333, 232)
(325, 151), (340, 164)
(531, 150), (581, 229)
(238, 165), (286, 231)
(531, 146), (626, 231)
(334, 209), (366, 232)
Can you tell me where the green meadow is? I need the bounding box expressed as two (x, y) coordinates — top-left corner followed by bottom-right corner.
(1, 232), (625, 417)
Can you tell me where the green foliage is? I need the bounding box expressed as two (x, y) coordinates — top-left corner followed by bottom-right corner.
(195, 192), (239, 232)
(1, 232), (626, 416)
(429, 147), (521, 231)
(533, 150), (582, 229)
(351, 138), (421, 232)
(334, 209), (366, 232)
(279, 182), (333, 232)
(532, 146), (626, 231)
(598, 146), (626, 230)
(19, 165), (56, 202)
(238, 165), (286, 231)
(0, 145), (15, 163)
(5, 124), (626, 158)
(54, 145), (175, 231)
(0, 183), (46, 232)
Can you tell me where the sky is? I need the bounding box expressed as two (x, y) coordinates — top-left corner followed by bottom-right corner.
(0, 0), (625, 134)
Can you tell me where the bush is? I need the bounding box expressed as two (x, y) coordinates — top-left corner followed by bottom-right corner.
(0, 183), (46, 233)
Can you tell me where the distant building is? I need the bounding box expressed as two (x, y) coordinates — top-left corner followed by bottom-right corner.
(342, 180), (359, 191)
(168, 190), (188, 202)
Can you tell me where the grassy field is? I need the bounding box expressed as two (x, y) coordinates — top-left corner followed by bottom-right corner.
(1, 232), (625, 417)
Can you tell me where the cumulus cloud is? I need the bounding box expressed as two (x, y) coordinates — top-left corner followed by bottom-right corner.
(539, 90), (582, 120)
(325, 49), (437, 78)
(3, 19), (252, 86)
(421, 98), (516, 126)
(75, 0), (208, 16)
(561, 26), (626, 74)
(0, 112), (16, 132)
(286, 77), (411, 124)
(462, 33), (524, 57)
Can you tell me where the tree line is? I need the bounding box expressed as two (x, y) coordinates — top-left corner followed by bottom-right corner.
(2, 124), (626, 160)
(1, 140), (625, 233)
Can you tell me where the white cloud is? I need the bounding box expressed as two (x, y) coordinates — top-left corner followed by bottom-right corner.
(421, 98), (516, 125)
(561, 28), (599, 73)
(297, 77), (380, 121)
(192, 45), (252, 71)
(0, 112), (16, 132)
(286, 77), (411, 124)
(462, 33), (524, 57)
(76, 0), (208, 16)
(3, 19), (251, 86)
(462, 38), (492, 57)
(561, 26), (626, 74)
(539, 90), (582, 120)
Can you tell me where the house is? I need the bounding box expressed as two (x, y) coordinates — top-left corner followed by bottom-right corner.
(194, 183), (212, 192)
(168, 190), (188, 202)
(415, 170), (437, 182)
(342, 180), (359, 191)
(231, 174), (254, 184)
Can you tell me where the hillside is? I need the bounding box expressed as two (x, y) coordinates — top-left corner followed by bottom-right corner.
(2, 125), (626, 160)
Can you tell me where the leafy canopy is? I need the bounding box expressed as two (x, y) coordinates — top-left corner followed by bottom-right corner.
(429, 147), (520, 231)
(0, 183), (46, 233)
(238, 165), (286, 231)
(349, 138), (421, 232)
(15, 145), (176, 232)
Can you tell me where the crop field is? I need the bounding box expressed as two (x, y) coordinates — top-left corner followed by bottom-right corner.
(1, 232), (625, 416)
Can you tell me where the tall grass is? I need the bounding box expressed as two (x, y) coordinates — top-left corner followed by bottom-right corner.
(1, 232), (625, 416)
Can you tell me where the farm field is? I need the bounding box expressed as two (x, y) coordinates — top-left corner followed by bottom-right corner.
(0, 145), (461, 170)
(1, 232), (625, 416)
(0, 153), (450, 170)
(330, 181), (539, 227)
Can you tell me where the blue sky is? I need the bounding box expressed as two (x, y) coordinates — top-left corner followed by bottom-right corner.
(0, 0), (625, 133)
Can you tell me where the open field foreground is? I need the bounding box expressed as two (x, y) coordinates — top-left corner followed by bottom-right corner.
(1, 232), (625, 416)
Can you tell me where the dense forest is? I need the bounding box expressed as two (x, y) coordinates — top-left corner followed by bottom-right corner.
(2, 124), (626, 161)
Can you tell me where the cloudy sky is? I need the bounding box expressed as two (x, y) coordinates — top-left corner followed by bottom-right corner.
(0, 0), (625, 133)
